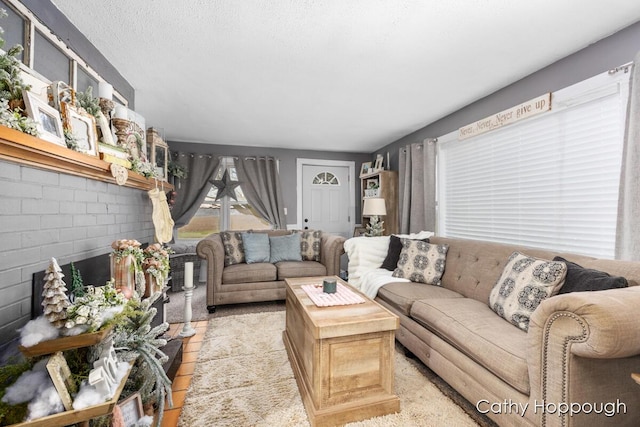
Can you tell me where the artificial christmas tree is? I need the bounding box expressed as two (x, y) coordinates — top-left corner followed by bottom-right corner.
(42, 257), (71, 328)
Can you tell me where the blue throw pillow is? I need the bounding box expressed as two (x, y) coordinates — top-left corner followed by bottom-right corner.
(270, 233), (302, 263)
(241, 232), (270, 263)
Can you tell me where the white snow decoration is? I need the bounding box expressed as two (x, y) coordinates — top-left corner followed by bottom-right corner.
(1, 360), (49, 404)
(19, 316), (60, 347)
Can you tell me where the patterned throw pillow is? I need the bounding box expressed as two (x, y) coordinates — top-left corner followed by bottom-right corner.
(391, 239), (448, 285)
(220, 231), (245, 266)
(299, 230), (322, 262)
(489, 252), (567, 332)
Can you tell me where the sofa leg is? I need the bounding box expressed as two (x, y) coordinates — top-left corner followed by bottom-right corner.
(207, 305), (216, 313)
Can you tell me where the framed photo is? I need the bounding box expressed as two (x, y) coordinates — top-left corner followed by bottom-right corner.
(353, 226), (366, 237)
(61, 102), (99, 156)
(46, 351), (75, 411)
(22, 90), (65, 147)
(374, 154), (384, 172)
(359, 162), (372, 177)
(117, 392), (144, 427)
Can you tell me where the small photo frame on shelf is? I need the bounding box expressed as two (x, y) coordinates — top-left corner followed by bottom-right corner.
(373, 154), (384, 172)
(61, 102), (99, 156)
(22, 89), (65, 147)
(46, 351), (75, 411)
(117, 392), (144, 427)
(359, 162), (372, 177)
(353, 226), (367, 237)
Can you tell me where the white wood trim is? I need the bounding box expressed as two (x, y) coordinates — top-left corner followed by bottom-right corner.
(296, 158), (356, 233)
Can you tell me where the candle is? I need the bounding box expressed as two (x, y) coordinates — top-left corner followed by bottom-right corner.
(184, 262), (194, 289)
(113, 105), (128, 119)
(98, 82), (113, 100)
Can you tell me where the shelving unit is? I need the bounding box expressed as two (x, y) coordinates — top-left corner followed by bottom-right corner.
(360, 170), (398, 235)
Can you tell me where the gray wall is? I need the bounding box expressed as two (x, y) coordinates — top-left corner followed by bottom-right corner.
(0, 160), (154, 356)
(374, 20), (640, 171)
(168, 141), (373, 224)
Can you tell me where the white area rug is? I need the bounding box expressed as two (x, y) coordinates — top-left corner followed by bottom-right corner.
(178, 311), (480, 427)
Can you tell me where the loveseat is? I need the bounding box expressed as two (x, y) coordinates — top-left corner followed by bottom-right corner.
(345, 234), (640, 427)
(197, 230), (345, 313)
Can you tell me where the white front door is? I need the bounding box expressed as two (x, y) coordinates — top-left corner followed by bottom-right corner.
(300, 163), (353, 238)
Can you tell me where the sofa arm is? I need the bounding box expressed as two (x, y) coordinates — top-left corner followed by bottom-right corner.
(320, 233), (346, 276)
(529, 286), (640, 359)
(196, 233), (225, 308)
(527, 287), (640, 427)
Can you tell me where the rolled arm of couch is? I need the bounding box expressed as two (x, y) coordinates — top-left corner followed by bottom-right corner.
(196, 233), (225, 307)
(321, 233), (346, 276)
(529, 286), (640, 359)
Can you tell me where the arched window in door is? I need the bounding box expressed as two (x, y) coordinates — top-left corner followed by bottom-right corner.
(312, 172), (340, 185)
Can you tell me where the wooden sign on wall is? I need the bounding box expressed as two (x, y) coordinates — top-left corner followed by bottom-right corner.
(458, 93), (551, 140)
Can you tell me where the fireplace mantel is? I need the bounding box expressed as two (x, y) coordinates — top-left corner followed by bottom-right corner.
(0, 126), (174, 191)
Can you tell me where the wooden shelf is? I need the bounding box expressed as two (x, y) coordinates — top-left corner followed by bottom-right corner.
(18, 326), (114, 358)
(0, 126), (173, 191)
(9, 362), (133, 427)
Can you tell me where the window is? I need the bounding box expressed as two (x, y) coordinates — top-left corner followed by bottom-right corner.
(312, 171), (340, 185)
(437, 69), (630, 258)
(0, 0), (25, 62)
(33, 29), (71, 84)
(177, 157), (270, 239)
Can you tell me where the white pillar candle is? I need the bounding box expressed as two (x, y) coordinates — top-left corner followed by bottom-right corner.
(113, 105), (128, 119)
(184, 262), (194, 289)
(98, 82), (113, 100)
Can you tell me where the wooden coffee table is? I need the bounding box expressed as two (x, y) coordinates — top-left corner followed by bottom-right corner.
(283, 276), (400, 427)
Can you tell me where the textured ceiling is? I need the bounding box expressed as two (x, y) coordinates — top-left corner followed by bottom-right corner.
(51, 0), (640, 153)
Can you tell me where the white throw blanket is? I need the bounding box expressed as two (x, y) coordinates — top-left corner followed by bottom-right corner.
(344, 231), (435, 298)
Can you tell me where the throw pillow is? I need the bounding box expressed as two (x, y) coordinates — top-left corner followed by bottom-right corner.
(391, 239), (448, 285)
(270, 233), (303, 263)
(381, 235), (430, 271)
(220, 231), (245, 266)
(489, 252), (567, 332)
(241, 232), (270, 264)
(553, 256), (628, 294)
(299, 230), (322, 261)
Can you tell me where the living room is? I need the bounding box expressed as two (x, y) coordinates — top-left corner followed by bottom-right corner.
(2, 1), (640, 426)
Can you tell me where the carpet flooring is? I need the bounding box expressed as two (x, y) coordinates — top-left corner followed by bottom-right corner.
(177, 311), (496, 427)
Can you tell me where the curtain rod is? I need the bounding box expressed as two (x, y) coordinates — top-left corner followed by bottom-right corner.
(608, 61), (633, 74)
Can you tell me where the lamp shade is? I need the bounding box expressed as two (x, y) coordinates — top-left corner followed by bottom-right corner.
(362, 197), (387, 216)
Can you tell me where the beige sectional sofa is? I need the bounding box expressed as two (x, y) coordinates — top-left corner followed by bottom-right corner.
(348, 235), (640, 427)
(197, 230), (345, 312)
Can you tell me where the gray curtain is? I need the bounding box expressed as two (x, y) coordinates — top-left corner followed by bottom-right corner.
(235, 156), (286, 229)
(398, 139), (437, 234)
(615, 52), (640, 261)
(171, 152), (221, 229)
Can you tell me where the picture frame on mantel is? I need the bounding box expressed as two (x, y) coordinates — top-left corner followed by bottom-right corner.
(22, 89), (65, 147)
(61, 101), (99, 156)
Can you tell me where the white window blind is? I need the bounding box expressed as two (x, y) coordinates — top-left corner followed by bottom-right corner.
(437, 70), (630, 258)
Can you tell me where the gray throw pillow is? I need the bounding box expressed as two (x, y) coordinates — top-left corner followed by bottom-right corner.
(391, 239), (448, 285)
(489, 252), (567, 332)
(270, 233), (302, 263)
(220, 231), (245, 266)
(241, 232), (270, 264)
(553, 256), (628, 293)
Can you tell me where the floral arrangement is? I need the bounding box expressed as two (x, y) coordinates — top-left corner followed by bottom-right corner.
(142, 243), (172, 286)
(64, 280), (126, 332)
(111, 239), (146, 297)
(130, 156), (157, 178)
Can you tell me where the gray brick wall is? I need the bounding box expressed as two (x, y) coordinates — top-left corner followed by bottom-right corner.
(0, 160), (156, 354)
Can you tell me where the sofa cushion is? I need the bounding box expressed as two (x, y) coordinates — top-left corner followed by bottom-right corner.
(298, 230), (322, 261)
(553, 256), (629, 294)
(222, 262), (277, 284)
(269, 233), (302, 263)
(276, 261), (327, 279)
(242, 232), (270, 263)
(377, 282), (463, 316)
(410, 297), (530, 394)
(220, 231), (245, 266)
(392, 239), (448, 285)
(489, 252), (566, 332)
